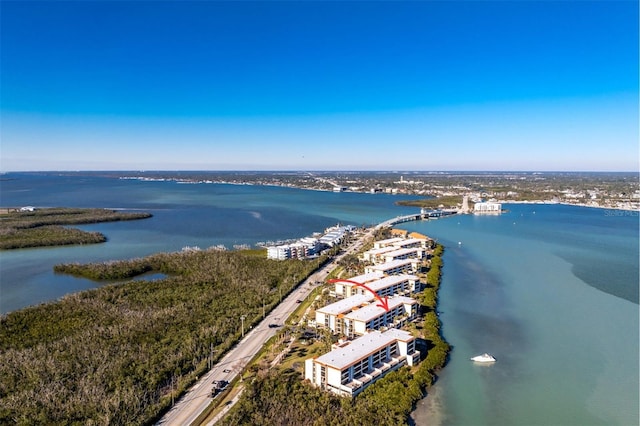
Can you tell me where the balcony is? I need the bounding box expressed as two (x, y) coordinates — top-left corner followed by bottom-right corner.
(357, 374), (372, 385)
(335, 358), (408, 398)
(327, 383), (357, 398)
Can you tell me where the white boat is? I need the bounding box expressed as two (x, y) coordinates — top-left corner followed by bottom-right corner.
(470, 353), (496, 363)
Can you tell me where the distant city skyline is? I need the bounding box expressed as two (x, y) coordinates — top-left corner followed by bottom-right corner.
(1, 1), (638, 172)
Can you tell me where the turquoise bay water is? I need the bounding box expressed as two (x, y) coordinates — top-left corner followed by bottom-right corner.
(1, 173), (638, 425)
(408, 204), (638, 426)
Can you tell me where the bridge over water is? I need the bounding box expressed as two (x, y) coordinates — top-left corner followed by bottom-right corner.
(378, 208), (459, 228)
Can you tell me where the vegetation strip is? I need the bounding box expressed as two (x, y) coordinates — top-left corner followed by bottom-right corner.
(0, 249), (319, 425)
(0, 207), (152, 249)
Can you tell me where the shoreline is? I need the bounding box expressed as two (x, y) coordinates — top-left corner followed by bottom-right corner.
(0, 207), (153, 250)
(118, 176), (640, 213)
(118, 174), (640, 213)
(497, 199), (640, 213)
(410, 382), (445, 426)
(10, 171), (637, 212)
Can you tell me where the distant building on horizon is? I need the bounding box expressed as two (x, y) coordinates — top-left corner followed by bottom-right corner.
(266, 225), (355, 260)
(473, 201), (502, 214)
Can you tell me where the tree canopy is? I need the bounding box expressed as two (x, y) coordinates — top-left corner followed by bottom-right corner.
(0, 249), (318, 425)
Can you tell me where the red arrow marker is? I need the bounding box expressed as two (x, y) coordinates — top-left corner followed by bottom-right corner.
(328, 278), (390, 312)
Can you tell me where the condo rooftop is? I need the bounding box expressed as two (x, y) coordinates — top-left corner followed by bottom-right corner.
(314, 329), (413, 370)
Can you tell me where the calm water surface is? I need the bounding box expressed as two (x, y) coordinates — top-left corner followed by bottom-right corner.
(407, 204), (638, 426)
(1, 173), (638, 425)
(0, 172), (421, 313)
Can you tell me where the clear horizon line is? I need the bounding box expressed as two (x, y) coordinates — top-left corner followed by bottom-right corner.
(2, 169), (639, 174)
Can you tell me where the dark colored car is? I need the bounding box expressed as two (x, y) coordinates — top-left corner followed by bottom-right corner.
(211, 380), (229, 397)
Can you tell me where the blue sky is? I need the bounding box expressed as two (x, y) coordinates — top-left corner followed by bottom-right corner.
(1, 1), (638, 171)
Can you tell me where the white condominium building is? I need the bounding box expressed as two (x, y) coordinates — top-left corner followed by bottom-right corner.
(362, 246), (425, 264)
(373, 237), (405, 249)
(379, 247), (424, 264)
(267, 245), (291, 260)
(373, 236), (429, 250)
(343, 296), (418, 337)
(392, 237), (427, 250)
(360, 274), (422, 297)
(363, 238), (430, 264)
(361, 246), (399, 263)
(365, 258), (419, 276)
(319, 225), (356, 246)
(315, 294), (374, 332)
(332, 273), (422, 301)
(305, 329), (420, 397)
(266, 239), (319, 260)
(332, 271), (384, 298)
(317, 293), (419, 337)
(473, 202), (502, 214)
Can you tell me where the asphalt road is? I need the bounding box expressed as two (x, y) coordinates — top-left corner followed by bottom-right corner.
(157, 228), (375, 426)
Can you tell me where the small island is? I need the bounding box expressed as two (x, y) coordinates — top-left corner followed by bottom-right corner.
(0, 207), (152, 250)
